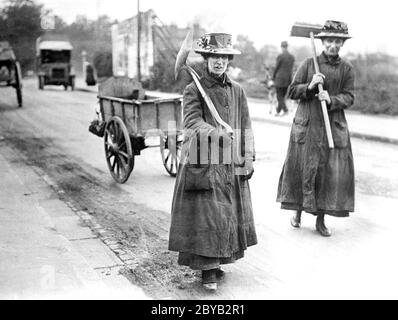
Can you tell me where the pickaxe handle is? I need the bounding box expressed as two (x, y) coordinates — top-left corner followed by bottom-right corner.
(174, 30), (244, 167)
(186, 65), (234, 135)
(186, 66), (250, 172)
(310, 32), (335, 149)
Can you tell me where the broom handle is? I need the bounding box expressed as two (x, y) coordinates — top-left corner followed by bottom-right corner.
(310, 32), (334, 149)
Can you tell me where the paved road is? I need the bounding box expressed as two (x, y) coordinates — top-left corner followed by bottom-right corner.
(1, 79), (398, 299)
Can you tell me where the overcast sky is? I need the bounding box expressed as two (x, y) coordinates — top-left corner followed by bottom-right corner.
(37, 0), (397, 56)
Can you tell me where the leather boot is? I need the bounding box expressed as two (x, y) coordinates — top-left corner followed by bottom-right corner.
(216, 268), (225, 279)
(290, 210), (302, 228)
(316, 213), (331, 237)
(202, 269), (217, 291)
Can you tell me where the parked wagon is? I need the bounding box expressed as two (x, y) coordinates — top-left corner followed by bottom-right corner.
(92, 77), (183, 184)
(0, 41), (23, 107)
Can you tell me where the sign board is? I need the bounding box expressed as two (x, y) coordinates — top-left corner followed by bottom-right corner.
(41, 14), (55, 30)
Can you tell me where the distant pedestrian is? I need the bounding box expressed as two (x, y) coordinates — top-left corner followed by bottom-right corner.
(277, 20), (355, 237)
(85, 63), (97, 86)
(169, 32), (257, 291)
(273, 41), (295, 116)
(263, 64), (277, 114)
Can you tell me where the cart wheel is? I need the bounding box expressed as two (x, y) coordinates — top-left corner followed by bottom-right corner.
(160, 133), (183, 177)
(16, 86), (22, 107)
(15, 62), (22, 107)
(104, 116), (134, 184)
(38, 76), (44, 90)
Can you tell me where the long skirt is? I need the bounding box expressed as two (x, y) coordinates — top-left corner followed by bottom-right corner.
(177, 251), (244, 271)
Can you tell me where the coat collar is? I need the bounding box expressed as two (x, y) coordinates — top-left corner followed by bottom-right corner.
(319, 51), (341, 66)
(200, 68), (232, 88)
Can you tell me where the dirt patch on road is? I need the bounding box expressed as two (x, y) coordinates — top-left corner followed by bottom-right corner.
(2, 131), (213, 299)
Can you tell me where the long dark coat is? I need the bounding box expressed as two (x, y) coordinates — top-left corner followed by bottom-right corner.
(277, 52), (355, 217)
(273, 51), (295, 88)
(168, 70), (257, 258)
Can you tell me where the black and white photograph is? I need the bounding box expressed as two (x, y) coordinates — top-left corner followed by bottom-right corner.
(1, 0), (398, 303)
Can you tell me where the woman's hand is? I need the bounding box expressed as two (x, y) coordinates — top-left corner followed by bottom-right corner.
(317, 90), (331, 104)
(237, 159), (254, 180)
(244, 159), (254, 180)
(308, 73), (325, 90)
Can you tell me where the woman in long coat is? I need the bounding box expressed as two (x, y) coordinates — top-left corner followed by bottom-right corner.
(277, 21), (355, 237)
(169, 33), (257, 291)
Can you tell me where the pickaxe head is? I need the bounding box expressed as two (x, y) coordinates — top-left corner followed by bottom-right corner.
(175, 30), (193, 80)
(290, 22), (323, 38)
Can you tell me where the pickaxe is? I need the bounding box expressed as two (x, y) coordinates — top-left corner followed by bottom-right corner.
(291, 22), (335, 149)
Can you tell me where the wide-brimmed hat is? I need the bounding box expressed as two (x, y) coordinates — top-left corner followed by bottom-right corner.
(315, 20), (351, 39)
(194, 33), (241, 55)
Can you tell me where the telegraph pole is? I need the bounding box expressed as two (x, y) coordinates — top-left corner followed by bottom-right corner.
(137, 0), (141, 82)
(96, 0), (100, 51)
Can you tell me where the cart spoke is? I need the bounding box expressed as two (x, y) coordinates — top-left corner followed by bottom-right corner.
(108, 123), (113, 136)
(107, 133), (114, 146)
(113, 123), (118, 142)
(116, 157), (125, 178)
(118, 155), (128, 170)
(115, 123), (122, 143)
(170, 162), (174, 174)
(119, 140), (126, 149)
(165, 151), (171, 164)
(110, 124), (116, 142)
(115, 157), (120, 177)
(105, 138), (113, 150)
(110, 122), (117, 140)
(118, 137), (125, 149)
(111, 157), (117, 171)
(119, 130), (124, 145)
(119, 151), (129, 159)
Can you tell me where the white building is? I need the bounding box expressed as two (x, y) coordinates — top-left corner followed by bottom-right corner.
(111, 10), (155, 79)
(111, 10), (205, 81)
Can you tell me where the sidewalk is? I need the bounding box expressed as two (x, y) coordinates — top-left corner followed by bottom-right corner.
(248, 97), (398, 145)
(0, 141), (148, 300)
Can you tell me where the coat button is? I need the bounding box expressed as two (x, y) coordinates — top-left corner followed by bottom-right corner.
(225, 105), (229, 109)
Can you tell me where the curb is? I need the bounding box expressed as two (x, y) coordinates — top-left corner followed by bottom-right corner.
(252, 116), (398, 146)
(348, 132), (398, 146)
(0, 144), (149, 299)
(33, 168), (142, 269)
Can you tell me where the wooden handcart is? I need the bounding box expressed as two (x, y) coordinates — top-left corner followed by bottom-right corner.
(97, 77), (183, 184)
(0, 41), (23, 107)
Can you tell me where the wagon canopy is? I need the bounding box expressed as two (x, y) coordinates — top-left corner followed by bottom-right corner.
(38, 41), (73, 51)
(0, 41), (16, 61)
